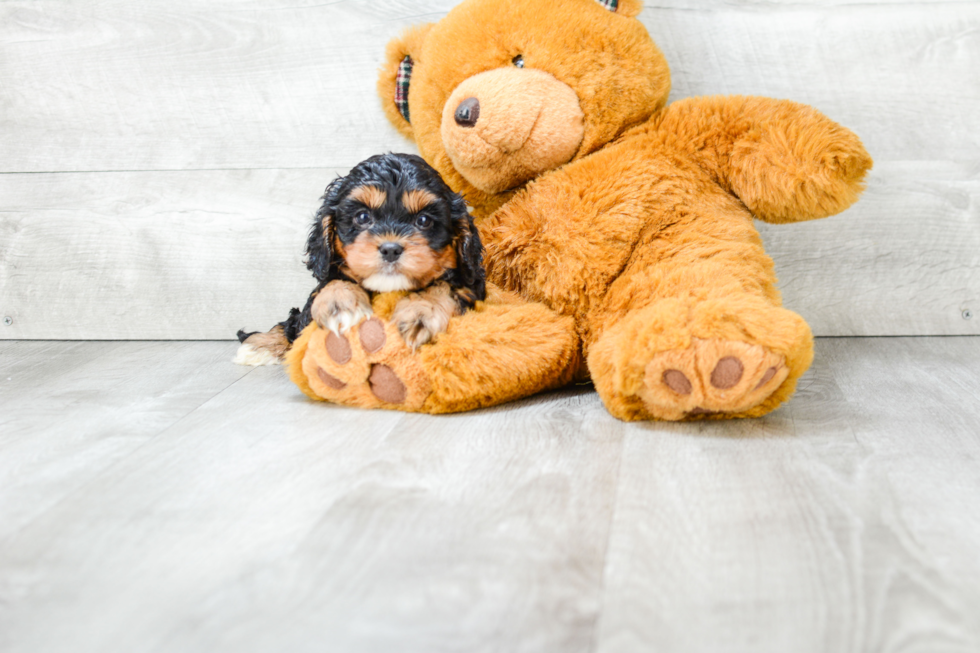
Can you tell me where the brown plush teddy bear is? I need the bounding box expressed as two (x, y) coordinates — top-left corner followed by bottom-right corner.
(286, 0), (872, 420)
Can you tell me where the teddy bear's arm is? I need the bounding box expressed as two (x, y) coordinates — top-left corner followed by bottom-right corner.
(478, 164), (650, 328)
(655, 95), (872, 224)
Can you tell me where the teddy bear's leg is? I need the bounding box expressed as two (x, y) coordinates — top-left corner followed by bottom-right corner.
(585, 207), (813, 421)
(589, 292), (812, 421)
(286, 286), (581, 414)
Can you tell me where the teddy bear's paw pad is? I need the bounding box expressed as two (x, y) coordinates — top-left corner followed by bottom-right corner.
(709, 356), (743, 389)
(663, 369), (693, 395)
(316, 366), (347, 390)
(358, 318), (387, 353)
(325, 331), (352, 365)
(639, 338), (788, 420)
(638, 345), (704, 420)
(302, 318), (431, 411)
(692, 338), (788, 416)
(368, 364), (407, 403)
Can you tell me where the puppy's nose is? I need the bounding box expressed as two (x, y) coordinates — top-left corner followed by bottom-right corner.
(454, 97), (480, 128)
(379, 242), (404, 263)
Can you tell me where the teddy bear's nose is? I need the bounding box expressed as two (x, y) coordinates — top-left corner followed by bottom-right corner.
(454, 97), (480, 127)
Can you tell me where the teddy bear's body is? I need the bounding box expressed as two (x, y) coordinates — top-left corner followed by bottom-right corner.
(286, 0), (871, 420)
(480, 94), (870, 419)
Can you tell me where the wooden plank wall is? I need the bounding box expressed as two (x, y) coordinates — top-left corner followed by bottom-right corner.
(1, 0), (978, 339)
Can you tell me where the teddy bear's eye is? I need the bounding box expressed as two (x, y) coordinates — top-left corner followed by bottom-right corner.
(512, 54), (524, 68)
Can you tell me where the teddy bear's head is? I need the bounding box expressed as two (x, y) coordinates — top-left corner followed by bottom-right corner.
(378, 0), (670, 214)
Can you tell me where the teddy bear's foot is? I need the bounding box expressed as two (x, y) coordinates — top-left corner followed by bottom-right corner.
(589, 296), (813, 421)
(285, 286), (582, 414)
(291, 316), (433, 411)
(639, 338), (790, 420)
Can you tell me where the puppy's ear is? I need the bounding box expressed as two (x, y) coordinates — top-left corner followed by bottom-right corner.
(306, 176), (346, 282)
(377, 23), (434, 142)
(449, 194), (486, 301)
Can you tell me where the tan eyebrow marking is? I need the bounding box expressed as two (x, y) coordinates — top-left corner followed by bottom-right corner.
(349, 185), (387, 209)
(402, 189), (438, 214)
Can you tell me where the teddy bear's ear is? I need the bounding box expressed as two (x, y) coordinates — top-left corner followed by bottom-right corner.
(377, 23), (434, 142)
(596, 0), (643, 18)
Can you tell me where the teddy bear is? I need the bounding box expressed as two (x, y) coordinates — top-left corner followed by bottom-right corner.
(285, 0), (872, 420)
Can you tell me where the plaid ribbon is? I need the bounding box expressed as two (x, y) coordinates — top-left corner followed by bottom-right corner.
(395, 55), (413, 123)
(597, 0), (618, 10)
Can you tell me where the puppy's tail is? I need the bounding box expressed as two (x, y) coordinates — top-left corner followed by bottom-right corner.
(233, 324), (290, 366)
(236, 329), (257, 343)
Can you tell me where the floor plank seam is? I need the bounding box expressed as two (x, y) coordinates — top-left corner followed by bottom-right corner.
(586, 429), (629, 653)
(133, 363), (262, 442)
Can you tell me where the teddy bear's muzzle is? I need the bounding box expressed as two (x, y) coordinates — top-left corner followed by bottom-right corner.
(440, 67), (585, 194)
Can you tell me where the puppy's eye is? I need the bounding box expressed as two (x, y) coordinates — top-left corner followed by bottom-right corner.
(354, 211), (372, 227)
(415, 214), (433, 229)
(512, 54), (524, 68)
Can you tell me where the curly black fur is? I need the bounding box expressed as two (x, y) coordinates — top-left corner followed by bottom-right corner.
(238, 153), (486, 354)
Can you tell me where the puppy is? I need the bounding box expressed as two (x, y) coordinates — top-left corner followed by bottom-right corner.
(235, 153), (486, 365)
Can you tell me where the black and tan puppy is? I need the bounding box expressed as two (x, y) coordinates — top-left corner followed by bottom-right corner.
(235, 153), (486, 365)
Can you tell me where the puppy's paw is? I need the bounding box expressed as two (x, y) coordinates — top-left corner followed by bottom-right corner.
(394, 303), (447, 350)
(392, 284), (457, 350)
(312, 281), (373, 335)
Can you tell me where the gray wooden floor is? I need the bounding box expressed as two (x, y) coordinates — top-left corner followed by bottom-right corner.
(1, 337), (979, 653)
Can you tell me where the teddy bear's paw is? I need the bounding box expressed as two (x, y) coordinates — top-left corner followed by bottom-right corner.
(639, 338), (789, 420)
(300, 317), (432, 410)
